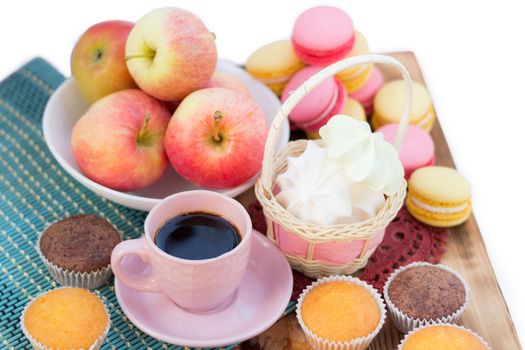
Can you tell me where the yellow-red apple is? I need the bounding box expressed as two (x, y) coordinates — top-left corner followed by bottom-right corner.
(205, 72), (251, 97)
(165, 88), (268, 189)
(125, 8), (217, 101)
(164, 72), (250, 114)
(71, 89), (170, 191)
(71, 20), (137, 103)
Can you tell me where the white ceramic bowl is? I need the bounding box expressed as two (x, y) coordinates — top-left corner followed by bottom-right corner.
(42, 59), (289, 211)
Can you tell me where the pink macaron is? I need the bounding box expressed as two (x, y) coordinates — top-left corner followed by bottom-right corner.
(376, 123), (435, 179)
(281, 66), (347, 131)
(292, 6), (355, 65)
(348, 66), (384, 115)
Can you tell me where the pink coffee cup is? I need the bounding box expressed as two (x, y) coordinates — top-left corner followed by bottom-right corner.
(111, 190), (252, 312)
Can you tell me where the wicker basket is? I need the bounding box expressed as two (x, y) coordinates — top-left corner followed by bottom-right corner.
(255, 54), (413, 278)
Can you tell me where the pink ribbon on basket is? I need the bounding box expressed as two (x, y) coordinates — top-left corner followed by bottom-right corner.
(248, 203), (449, 299)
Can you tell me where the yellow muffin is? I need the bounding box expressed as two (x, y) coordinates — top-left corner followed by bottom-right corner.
(402, 325), (488, 350)
(22, 288), (109, 349)
(307, 97), (366, 139)
(301, 281), (380, 342)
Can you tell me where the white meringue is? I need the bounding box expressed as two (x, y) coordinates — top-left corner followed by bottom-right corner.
(347, 182), (385, 223)
(275, 141), (353, 225)
(319, 115), (404, 196)
(275, 141), (386, 225)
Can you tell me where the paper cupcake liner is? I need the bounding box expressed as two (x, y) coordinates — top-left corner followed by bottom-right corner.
(383, 261), (470, 333)
(397, 322), (492, 350)
(296, 275), (387, 350)
(20, 287), (111, 350)
(37, 233), (113, 289)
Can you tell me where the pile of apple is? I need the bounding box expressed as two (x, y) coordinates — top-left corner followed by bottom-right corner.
(70, 7), (268, 192)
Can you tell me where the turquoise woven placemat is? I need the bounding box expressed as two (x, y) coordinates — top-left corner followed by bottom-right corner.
(0, 58), (295, 349)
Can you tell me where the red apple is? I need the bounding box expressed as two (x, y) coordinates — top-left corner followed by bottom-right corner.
(125, 8), (217, 101)
(71, 20), (137, 103)
(71, 89), (170, 191)
(165, 88), (268, 189)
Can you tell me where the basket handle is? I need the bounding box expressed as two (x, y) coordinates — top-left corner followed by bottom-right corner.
(260, 54), (413, 191)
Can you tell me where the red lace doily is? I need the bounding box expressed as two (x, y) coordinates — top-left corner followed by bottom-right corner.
(359, 206), (448, 292)
(248, 203), (449, 299)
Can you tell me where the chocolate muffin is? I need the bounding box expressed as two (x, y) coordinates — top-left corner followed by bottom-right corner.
(40, 214), (121, 272)
(38, 214), (121, 289)
(387, 265), (466, 320)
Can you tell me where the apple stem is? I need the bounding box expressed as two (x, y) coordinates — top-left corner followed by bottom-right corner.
(213, 111), (223, 142)
(126, 53), (156, 61)
(137, 113), (152, 142)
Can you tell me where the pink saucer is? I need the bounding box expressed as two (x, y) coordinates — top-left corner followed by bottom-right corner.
(114, 230), (293, 348)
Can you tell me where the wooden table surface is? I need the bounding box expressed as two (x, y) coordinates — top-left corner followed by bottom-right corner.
(234, 52), (522, 350)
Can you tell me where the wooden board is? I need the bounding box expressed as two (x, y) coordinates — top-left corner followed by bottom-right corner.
(234, 52), (522, 350)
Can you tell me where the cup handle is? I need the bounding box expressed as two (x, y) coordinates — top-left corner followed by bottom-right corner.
(111, 237), (162, 292)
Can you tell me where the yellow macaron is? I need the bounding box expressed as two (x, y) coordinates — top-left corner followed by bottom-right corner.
(406, 166), (472, 227)
(336, 31), (374, 93)
(306, 97), (366, 139)
(372, 80), (435, 131)
(246, 40), (305, 96)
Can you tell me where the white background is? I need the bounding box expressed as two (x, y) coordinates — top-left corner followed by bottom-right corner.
(1, 0), (524, 345)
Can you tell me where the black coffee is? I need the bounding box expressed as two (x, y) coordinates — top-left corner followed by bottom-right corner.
(154, 211), (241, 260)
